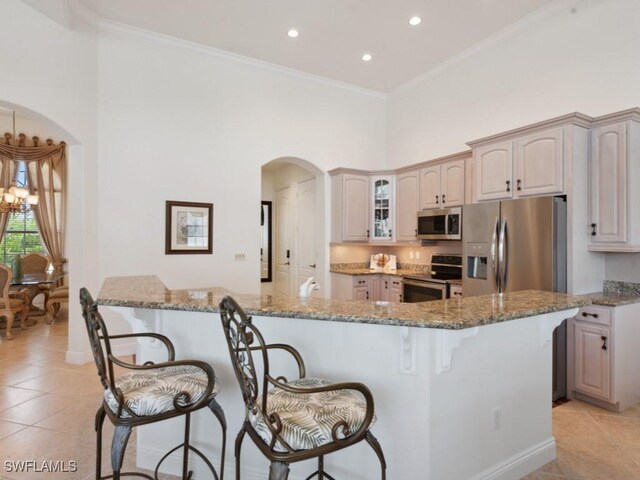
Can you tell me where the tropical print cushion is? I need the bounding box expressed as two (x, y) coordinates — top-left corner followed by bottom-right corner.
(104, 365), (219, 418)
(249, 377), (374, 452)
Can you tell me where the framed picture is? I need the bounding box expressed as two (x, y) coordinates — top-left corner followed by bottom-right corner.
(165, 201), (213, 254)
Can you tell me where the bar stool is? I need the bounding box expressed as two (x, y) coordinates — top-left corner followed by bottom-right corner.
(218, 295), (386, 480)
(79, 287), (227, 479)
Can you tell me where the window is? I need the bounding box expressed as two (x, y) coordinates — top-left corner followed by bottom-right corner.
(0, 162), (44, 264)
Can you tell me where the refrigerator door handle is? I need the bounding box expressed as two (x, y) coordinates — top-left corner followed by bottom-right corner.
(491, 218), (500, 291)
(499, 219), (509, 292)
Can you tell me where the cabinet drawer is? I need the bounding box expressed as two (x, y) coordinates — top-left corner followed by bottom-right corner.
(575, 306), (612, 326)
(353, 276), (370, 287)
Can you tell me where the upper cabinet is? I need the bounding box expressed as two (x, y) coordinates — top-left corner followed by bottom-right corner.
(588, 110), (640, 252)
(419, 157), (466, 209)
(331, 171), (370, 242)
(371, 176), (394, 241)
(396, 169), (419, 241)
(472, 127), (564, 202)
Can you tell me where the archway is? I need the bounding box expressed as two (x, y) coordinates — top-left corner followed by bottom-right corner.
(261, 157), (327, 298)
(0, 100), (92, 364)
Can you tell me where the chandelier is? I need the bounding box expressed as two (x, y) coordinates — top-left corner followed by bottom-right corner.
(0, 181), (38, 214)
(0, 111), (39, 214)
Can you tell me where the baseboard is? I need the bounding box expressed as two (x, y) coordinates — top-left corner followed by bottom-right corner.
(470, 438), (556, 480)
(66, 342), (136, 365)
(137, 445), (267, 480)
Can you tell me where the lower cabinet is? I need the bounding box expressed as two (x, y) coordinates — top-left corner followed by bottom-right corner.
(569, 303), (640, 411)
(331, 274), (403, 302)
(450, 284), (463, 298)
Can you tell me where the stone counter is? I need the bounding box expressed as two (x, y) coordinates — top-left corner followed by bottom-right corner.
(580, 291), (640, 307)
(97, 275), (589, 330)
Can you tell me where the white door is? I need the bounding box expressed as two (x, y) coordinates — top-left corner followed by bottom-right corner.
(275, 187), (293, 296)
(396, 170), (419, 241)
(441, 160), (465, 207)
(419, 166), (441, 209)
(515, 127), (564, 197)
(297, 178), (317, 293)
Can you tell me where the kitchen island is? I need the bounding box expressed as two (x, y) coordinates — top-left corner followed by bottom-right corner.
(97, 276), (589, 480)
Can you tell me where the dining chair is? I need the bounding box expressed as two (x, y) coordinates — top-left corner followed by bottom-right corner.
(80, 287), (227, 480)
(46, 274), (68, 324)
(218, 295), (386, 480)
(20, 252), (51, 307)
(0, 263), (28, 340)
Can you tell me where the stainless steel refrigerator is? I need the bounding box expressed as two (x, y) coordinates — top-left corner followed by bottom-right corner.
(462, 196), (568, 399)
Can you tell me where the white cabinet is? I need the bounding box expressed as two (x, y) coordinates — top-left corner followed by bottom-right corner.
(396, 170), (419, 241)
(573, 312), (611, 401)
(515, 127), (564, 197)
(419, 159), (465, 209)
(472, 127), (564, 202)
(473, 142), (513, 202)
(371, 176), (394, 241)
(450, 284), (463, 298)
(331, 273), (403, 302)
(569, 302), (640, 411)
(330, 172), (370, 242)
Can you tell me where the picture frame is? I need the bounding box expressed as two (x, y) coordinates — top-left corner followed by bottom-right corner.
(165, 200), (213, 254)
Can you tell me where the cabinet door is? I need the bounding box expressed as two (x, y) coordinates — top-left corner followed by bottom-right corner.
(396, 170), (420, 241)
(590, 123), (627, 243)
(343, 174), (370, 241)
(389, 279), (403, 302)
(441, 160), (465, 206)
(371, 176), (393, 241)
(371, 276), (382, 301)
(378, 276), (390, 302)
(473, 142), (513, 202)
(419, 166), (441, 209)
(353, 285), (370, 301)
(573, 321), (611, 401)
(515, 128), (564, 197)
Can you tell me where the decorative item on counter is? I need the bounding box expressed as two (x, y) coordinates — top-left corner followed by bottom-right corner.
(370, 253), (397, 271)
(299, 277), (319, 298)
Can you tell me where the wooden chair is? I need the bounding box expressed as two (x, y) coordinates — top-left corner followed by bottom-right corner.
(0, 264), (28, 340)
(218, 295), (386, 480)
(79, 287), (227, 480)
(46, 275), (68, 324)
(20, 252), (51, 307)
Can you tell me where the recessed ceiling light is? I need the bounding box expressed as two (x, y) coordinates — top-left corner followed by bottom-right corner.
(362, 53), (372, 62)
(288, 29), (299, 38)
(409, 16), (422, 26)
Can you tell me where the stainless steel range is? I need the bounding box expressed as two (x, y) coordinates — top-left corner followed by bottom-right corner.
(402, 254), (462, 303)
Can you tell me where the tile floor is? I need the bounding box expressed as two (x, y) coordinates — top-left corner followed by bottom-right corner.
(1, 312), (640, 479)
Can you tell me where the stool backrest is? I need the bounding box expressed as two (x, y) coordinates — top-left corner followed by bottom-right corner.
(219, 295), (270, 414)
(79, 287), (117, 395)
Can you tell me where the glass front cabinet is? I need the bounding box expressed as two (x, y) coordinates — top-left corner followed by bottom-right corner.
(371, 176), (394, 241)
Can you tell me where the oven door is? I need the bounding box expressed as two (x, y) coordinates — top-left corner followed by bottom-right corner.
(402, 280), (448, 303)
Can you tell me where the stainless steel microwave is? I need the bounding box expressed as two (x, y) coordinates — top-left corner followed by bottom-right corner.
(417, 207), (462, 240)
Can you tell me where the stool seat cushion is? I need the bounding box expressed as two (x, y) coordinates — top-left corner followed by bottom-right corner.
(0, 298), (24, 309)
(49, 287), (69, 299)
(104, 364), (219, 418)
(250, 377), (374, 452)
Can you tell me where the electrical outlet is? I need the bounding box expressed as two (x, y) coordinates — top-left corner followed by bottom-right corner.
(234, 253), (246, 261)
(409, 251), (414, 259)
(492, 408), (502, 431)
(415, 251), (420, 260)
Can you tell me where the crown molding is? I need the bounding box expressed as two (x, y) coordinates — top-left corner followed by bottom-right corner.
(590, 108), (640, 127)
(396, 150), (472, 173)
(466, 112), (593, 148)
(389, 0), (584, 98)
(65, 1), (386, 100)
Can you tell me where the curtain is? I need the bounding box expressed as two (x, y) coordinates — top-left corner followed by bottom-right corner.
(0, 133), (67, 273)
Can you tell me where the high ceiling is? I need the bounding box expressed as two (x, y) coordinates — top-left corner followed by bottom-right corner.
(76, 0), (557, 92)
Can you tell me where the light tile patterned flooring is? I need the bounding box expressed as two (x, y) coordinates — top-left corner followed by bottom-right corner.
(1, 312), (640, 479)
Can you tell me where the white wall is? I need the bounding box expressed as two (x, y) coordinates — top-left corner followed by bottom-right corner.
(387, 0), (640, 285)
(97, 32), (387, 295)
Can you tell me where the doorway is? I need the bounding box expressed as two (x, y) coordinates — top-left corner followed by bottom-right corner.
(261, 158), (325, 298)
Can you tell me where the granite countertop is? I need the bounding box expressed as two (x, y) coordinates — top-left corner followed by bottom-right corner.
(97, 275), (588, 330)
(579, 291), (640, 307)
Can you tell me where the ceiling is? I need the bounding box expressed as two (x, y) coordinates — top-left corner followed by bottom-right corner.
(75, 0), (557, 93)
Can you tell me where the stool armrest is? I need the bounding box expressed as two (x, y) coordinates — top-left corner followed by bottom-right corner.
(104, 333), (176, 361)
(107, 356), (217, 413)
(248, 343), (306, 379)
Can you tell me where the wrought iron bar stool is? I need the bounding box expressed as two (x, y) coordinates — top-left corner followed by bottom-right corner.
(80, 287), (227, 480)
(219, 295), (386, 480)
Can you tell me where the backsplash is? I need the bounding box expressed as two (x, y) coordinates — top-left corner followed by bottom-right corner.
(330, 242), (462, 266)
(604, 253), (640, 283)
(603, 280), (640, 296)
